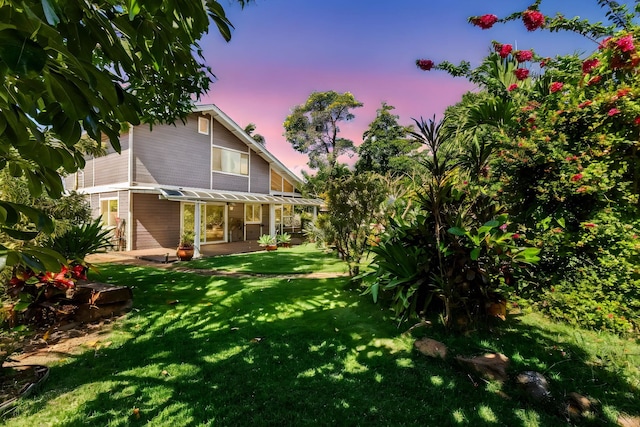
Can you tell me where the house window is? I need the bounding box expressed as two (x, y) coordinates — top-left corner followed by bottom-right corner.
(198, 116), (209, 135)
(100, 199), (118, 227)
(212, 147), (249, 176)
(245, 204), (262, 223)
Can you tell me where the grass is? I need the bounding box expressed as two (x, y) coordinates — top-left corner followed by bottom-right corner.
(4, 245), (639, 426)
(182, 243), (349, 274)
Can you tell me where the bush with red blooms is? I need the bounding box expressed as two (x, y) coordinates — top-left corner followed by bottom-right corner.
(7, 263), (87, 325)
(414, 1), (640, 334)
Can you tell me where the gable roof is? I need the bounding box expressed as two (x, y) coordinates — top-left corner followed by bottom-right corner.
(193, 104), (302, 188)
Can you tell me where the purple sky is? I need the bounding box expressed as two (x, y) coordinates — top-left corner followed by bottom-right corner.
(200, 0), (626, 176)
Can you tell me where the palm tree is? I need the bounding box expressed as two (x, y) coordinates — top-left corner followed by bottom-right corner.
(244, 123), (266, 145)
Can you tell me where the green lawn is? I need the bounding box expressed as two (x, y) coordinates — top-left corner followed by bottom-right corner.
(5, 246), (639, 426)
(182, 243), (349, 274)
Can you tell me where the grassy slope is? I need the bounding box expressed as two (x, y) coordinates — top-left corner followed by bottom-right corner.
(5, 246), (639, 426)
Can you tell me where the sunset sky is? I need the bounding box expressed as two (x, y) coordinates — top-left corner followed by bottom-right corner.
(200, 0), (628, 176)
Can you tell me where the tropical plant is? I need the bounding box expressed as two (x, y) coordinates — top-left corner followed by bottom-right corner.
(179, 231), (195, 248)
(48, 218), (112, 265)
(257, 234), (277, 247)
(415, 0), (640, 334)
(276, 233), (292, 246)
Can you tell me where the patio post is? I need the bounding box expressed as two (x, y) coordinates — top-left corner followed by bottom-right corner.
(194, 201), (202, 258)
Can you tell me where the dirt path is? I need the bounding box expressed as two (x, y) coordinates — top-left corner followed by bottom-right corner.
(4, 318), (120, 368)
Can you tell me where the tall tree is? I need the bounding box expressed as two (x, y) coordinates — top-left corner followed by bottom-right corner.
(244, 123), (266, 145)
(0, 0), (245, 271)
(283, 91), (363, 172)
(355, 102), (419, 176)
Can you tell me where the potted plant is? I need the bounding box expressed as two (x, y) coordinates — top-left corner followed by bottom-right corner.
(257, 234), (277, 251)
(177, 231), (195, 261)
(276, 232), (291, 248)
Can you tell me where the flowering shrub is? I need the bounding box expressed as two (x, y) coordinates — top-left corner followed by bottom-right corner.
(8, 263), (86, 325)
(470, 14), (498, 30)
(415, 1), (640, 334)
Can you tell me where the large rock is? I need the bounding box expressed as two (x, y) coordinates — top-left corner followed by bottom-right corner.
(618, 414), (640, 427)
(414, 338), (448, 360)
(455, 353), (510, 382)
(515, 371), (551, 402)
(562, 392), (596, 420)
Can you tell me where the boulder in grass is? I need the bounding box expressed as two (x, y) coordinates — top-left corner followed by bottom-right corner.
(515, 371), (551, 402)
(455, 352), (510, 382)
(414, 338), (448, 360)
(563, 392), (596, 420)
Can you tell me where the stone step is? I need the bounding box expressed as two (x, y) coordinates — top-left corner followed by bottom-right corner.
(72, 282), (133, 306)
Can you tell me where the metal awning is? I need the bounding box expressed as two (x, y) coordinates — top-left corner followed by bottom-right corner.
(158, 188), (323, 206)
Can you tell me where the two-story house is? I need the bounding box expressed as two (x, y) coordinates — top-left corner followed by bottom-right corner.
(65, 104), (322, 257)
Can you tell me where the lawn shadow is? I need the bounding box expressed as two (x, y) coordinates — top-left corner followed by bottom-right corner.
(6, 265), (639, 426)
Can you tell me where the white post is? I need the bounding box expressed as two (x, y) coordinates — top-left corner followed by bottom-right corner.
(269, 204), (276, 236)
(194, 202), (202, 258)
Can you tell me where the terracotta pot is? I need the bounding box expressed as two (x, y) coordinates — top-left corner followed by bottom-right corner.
(176, 246), (195, 261)
(265, 244), (278, 251)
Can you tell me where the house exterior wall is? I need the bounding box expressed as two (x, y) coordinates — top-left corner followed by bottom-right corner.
(250, 151), (270, 194)
(132, 193), (180, 250)
(212, 121), (248, 152)
(133, 115), (211, 188)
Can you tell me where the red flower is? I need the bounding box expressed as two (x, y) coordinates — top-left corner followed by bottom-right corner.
(616, 35), (635, 53)
(599, 36), (613, 50)
(608, 108), (621, 116)
(539, 57), (550, 67)
(514, 68), (529, 80)
(72, 264), (87, 280)
(582, 58), (599, 74)
(416, 59), (434, 71)
(587, 75), (602, 86)
(583, 222), (597, 228)
(512, 233), (521, 239)
(471, 14), (498, 29)
(507, 83), (518, 91)
(617, 88), (631, 97)
(571, 173), (583, 182)
(635, 117), (640, 125)
(550, 82), (564, 93)
(498, 43), (513, 58)
(515, 50), (533, 62)
(578, 100), (592, 109)
(522, 10), (545, 31)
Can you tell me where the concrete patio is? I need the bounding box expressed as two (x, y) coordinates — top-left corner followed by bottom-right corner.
(86, 238), (305, 264)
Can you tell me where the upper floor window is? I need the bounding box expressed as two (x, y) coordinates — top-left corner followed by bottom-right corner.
(198, 116), (210, 135)
(212, 147), (249, 176)
(100, 198), (118, 227)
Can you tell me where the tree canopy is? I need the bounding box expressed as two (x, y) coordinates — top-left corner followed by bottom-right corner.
(355, 102), (419, 176)
(0, 0), (245, 271)
(283, 90), (363, 172)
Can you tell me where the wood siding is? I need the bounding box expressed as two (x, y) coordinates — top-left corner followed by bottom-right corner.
(75, 134), (129, 189)
(133, 115), (211, 188)
(211, 172), (248, 192)
(250, 151), (270, 194)
(213, 121), (249, 152)
(132, 193), (180, 250)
